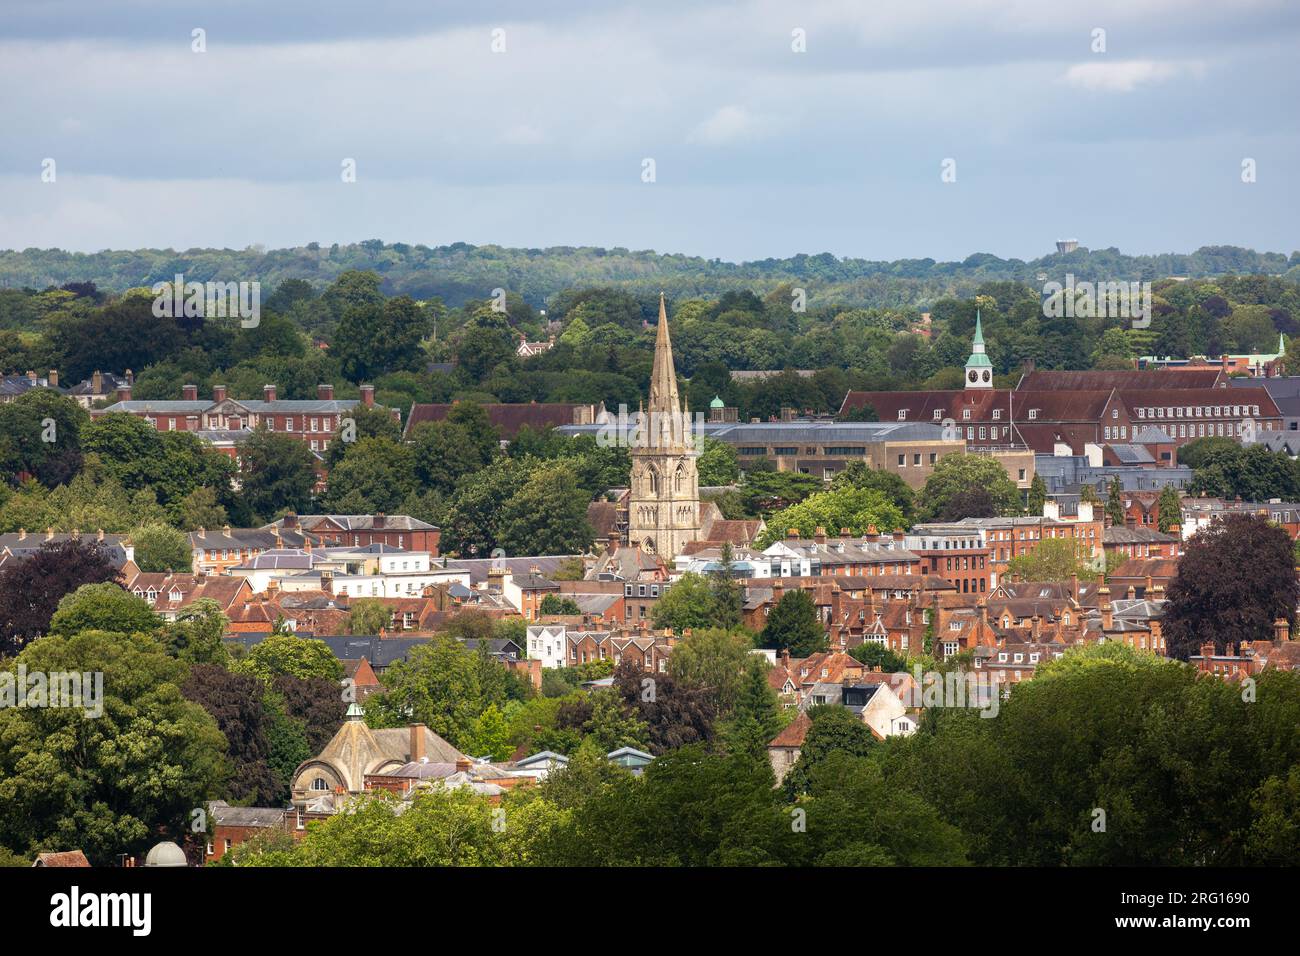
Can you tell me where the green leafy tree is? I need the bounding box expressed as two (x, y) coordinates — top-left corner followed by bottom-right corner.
(0, 630), (228, 864)
(709, 542), (744, 629)
(755, 487), (905, 548)
(539, 594), (582, 616)
(347, 599), (392, 635)
(1025, 474), (1047, 516)
(498, 461), (594, 556)
(831, 461), (916, 524)
(651, 572), (719, 632)
(696, 437), (740, 485)
(159, 598), (231, 665)
(132, 523), (192, 573)
(667, 627), (754, 716)
(239, 427), (317, 522)
(323, 437), (417, 513)
(366, 635), (488, 747)
(234, 634), (345, 683)
(1105, 475), (1126, 527)
(720, 657), (783, 761)
(1156, 485), (1183, 533)
(1005, 538), (1091, 583)
(46, 582), (161, 637)
(782, 705), (877, 798)
(918, 453), (1021, 522)
(759, 588), (826, 656)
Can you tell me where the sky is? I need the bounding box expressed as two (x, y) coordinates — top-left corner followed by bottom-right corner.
(0, 0), (1296, 262)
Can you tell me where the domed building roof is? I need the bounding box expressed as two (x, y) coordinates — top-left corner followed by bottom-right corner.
(144, 841), (188, 867)
(710, 395), (725, 409)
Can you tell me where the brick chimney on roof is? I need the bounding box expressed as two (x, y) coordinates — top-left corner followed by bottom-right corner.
(264, 384), (277, 402)
(48, 369), (58, 388)
(318, 383), (334, 400)
(409, 723), (426, 762)
(116, 384), (132, 402)
(182, 384), (198, 400)
(213, 384), (227, 403)
(360, 384), (375, 407)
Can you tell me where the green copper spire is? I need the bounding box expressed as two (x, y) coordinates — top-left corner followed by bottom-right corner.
(964, 309), (992, 388)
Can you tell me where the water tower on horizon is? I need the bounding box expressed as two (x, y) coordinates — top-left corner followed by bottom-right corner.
(1055, 238), (1079, 253)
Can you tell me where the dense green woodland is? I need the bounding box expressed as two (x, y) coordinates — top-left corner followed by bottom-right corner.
(2, 242), (1296, 309)
(4, 260), (1300, 564)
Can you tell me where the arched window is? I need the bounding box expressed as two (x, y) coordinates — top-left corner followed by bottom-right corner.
(311, 777), (330, 791)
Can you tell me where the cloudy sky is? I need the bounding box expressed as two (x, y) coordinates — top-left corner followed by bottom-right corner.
(1, 0), (1296, 261)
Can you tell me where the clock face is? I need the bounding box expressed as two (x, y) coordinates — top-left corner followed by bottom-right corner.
(968, 370), (978, 383)
(982, 370), (991, 382)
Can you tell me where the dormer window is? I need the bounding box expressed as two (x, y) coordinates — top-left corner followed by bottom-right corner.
(1028, 409), (1039, 420)
(898, 410), (907, 421)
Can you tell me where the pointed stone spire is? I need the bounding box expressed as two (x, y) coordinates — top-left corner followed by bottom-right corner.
(649, 293), (682, 417)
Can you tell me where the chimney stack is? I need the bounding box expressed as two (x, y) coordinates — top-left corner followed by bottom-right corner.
(182, 384), (198, 400)
(48, 369), (58, 388)
(116, 384), (132, 402)
(1275, 618), (1291, 643)
(318, 383), (334, 401)
(263, 384), (277, 402)
(213, 384), (227, 403)
(409, 723), (426, 762)
(360, 385), (375, 407)
(92, 370), (102, 394)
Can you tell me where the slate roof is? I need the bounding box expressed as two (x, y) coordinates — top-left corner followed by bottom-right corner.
(1103, 526), (1178, 544)
(447, 555), (582, 585)
(267, 514), (438, 533)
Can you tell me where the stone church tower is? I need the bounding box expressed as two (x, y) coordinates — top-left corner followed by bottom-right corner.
(627, 294), (701, 558)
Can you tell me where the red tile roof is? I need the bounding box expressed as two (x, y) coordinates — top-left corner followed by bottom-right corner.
(403, 402), (589, 439)
(1017, 368), (1226, 390)
(768, 712), (811, 748)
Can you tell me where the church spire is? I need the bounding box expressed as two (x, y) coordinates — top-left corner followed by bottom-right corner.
(649, 292), (682, 416)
